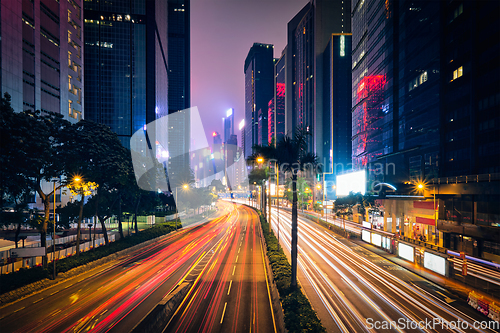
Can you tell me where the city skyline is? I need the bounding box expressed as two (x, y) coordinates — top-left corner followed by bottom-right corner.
(191, 0), (309, 142)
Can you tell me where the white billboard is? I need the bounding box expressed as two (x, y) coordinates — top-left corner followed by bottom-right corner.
(371, 233), (382, 247)
(398, 243), (414, 262)
(424, 252), (446, 276)
(362, 230), (371, 243)
(336, 170), (366, 197)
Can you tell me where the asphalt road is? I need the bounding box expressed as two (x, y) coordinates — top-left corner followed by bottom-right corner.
(0, 202), (242, 333)
(269, 208), (499, 333)
(164, 203), (276, 333)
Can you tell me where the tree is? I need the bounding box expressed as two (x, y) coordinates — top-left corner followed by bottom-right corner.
(248, 128), (319, 289)
(67, 178), (98, 255)
(209, 179), (225, 193)
(63, 119), (133, 243)
(0, 94), (72, 267)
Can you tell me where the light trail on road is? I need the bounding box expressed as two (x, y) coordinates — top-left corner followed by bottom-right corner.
(0, 203), (240, 333)
(270, 209), (498, 333)
(165, 204), (275, 333)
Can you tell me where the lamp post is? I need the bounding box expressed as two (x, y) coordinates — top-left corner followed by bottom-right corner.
(52, 181), (56, 280)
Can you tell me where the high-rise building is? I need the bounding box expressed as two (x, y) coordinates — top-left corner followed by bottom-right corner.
(212, 131), (221, 146)
(84, 0), (168, 148)
(239, 119), (245, 156)
(323, 33), (352, 194)
(285, 0), (351, 168)
(273, 51), (286, 143)
(1, 0), (84, 122)
(440, 1), (500, 177)
(351, 0), (500, 258)
(244, 43), (274, 158)
(167, 0), (190, 180)
(223, 108), (234, 143)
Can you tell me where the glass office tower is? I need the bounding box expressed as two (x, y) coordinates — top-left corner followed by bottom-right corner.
(84, 0), (168, 148)
(244, 43), (274, 158)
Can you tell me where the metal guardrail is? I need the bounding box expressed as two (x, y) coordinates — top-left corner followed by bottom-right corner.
(399, 235), (447, 254)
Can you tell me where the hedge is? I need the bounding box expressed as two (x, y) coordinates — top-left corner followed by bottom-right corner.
(256, 209), (326, 333)
(0, 222), (178, 295)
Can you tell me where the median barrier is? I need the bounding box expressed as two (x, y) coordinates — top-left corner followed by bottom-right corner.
(131, 281), (192, 333)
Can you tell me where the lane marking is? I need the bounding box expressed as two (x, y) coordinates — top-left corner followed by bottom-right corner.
(238, 248), (240, 254)
(232, 266), (236, 275)
(50, 290), (59, 296)
(33, 298), (43, 304)
(236, 255), (238, 262)
(259, 230), (278, 333)
(220, 302), (227, 324)
(227, 280), (232, 295)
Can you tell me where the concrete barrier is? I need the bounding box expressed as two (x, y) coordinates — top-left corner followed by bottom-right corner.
(131, 281), (192, 333)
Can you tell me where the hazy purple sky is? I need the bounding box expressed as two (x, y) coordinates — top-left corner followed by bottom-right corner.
(191, 0), (309, 142)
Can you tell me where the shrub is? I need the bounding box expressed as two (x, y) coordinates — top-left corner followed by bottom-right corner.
(254, 208), (326, 333)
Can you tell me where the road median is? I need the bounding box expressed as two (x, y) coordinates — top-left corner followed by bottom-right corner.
(246, 204), (326, 333)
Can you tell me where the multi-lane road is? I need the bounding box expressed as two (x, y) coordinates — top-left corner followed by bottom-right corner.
(269, 208), (499, 332)
(0, 202), (276, 333)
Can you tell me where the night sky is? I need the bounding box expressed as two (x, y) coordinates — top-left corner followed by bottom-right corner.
(191, 0), (309, 143)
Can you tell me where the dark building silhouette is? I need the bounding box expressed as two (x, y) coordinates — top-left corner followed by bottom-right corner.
(167, 0), (190, 183)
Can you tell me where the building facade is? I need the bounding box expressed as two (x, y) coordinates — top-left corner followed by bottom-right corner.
(1, 0), (84, 122)
(167, 0), (190, 180)
(273, 52), (286, 144)
(285, 0), (351, 165)
(84, 0), (168, 148)
(223, 108), (234, 143)
(243, 43), (274, 158)
(351, 0), (500, 259)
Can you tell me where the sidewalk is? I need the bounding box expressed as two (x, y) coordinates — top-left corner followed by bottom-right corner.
(352, 238), (500, 302)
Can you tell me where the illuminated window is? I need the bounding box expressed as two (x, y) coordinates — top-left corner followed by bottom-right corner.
(68, 10), (71, 22)
(68, 99), (73, 116)
(68, 51), (72, 67)
(419, 71), (428, 84)
(68, 31), (72, 43)
(452, 66), (463, 81)
(68, 75), (72, 91)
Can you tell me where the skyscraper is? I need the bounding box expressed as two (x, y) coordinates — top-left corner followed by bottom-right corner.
(323, 33), (352, 183)
(285, 0), (351, 168)
(244, 43), (274, 158)
(223, 108), (234, 143)
(1, 0), (84, 122)
(84, 0), (168, 148)
(351, 0), (500, 256)
(273, 51), (286, 144)
(167, 0), (190, 180)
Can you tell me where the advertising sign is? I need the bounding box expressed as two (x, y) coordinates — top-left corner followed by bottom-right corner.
(398, 243), (414, 262)
(371, 233), (382, 247)
(362, 230), (371, 243)
(424, 252), (446, 276)
(336, 170), (366, 197)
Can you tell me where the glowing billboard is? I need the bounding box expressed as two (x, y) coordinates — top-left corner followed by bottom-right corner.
(424, 252), (446, 276)
(336, 170), (366, 196)
(398, 243), (414, 262)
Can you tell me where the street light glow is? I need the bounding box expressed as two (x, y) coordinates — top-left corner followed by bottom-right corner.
(257, 157), (264, 164)
(183, 184), (189, 189)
